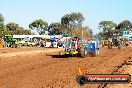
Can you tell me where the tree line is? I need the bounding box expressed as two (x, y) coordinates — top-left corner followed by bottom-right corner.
(97, 20), (132, 39)
(0, 13), (32, 38)
(1, 11), (131, 39)
(0, 12), (93, 38)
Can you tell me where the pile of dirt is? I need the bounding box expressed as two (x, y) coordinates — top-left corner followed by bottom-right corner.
(0, 48), (63, 58)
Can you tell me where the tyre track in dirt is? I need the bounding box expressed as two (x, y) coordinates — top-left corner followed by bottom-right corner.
(97, 56), (132, 88)
(0, 54), (68, 79)
(0, 47), (132, 88)
(105, 59), (132, 88)
(0, 48), (126, 87)
(16, 48), (132, 88)
(82, 48), (132, 88)
(0, 48), (64, 79)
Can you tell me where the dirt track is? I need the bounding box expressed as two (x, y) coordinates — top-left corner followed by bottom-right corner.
(0, 47), (132, 88)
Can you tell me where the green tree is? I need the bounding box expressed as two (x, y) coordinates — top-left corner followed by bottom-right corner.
(48, 22), (63, 35)
(0, 26), (10, 38)
(85, 26), (93, 37)
(99, 21), (117, 39)
(114, 20), (132, 36)
(6, 22), (19, 35)
(116, 20), (132, 30)
(6, 22), (31, 35)
(95, 32), (103, 40)
(15, 27), (31, 35)
(0, 13), (4, 29)
(0, 13), (10, 37)
(72, 26), (90, 37)
(29, 19), (48, 34)
(61, 12), (85, 36)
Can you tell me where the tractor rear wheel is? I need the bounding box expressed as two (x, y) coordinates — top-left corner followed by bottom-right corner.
(79, 46), (87, 58)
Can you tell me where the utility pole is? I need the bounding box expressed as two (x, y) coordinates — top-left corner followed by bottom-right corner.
(82, 29), (83, 37)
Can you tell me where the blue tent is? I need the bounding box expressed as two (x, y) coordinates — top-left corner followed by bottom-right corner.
(50, 37), (56, 42)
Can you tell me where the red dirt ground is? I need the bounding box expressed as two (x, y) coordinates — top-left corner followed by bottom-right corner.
(0, 47), (132, 88)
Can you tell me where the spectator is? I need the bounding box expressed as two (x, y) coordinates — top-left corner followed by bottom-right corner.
(57, 39), (63, 48)
(64, 38), (68, 51)
(64, 38), (72, 51)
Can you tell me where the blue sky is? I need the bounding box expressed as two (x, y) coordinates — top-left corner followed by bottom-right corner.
(0, 0), (132, 34)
